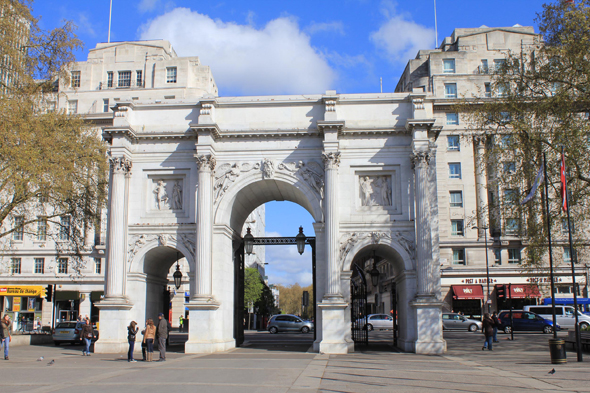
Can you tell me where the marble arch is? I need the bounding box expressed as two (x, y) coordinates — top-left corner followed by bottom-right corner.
(94, 90), (446, 355)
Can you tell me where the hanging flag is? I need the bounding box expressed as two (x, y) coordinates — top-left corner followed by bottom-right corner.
(520, 164), (544, 204)
(560, 152), (568, 212)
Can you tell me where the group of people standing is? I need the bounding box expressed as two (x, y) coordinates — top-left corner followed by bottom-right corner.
(127, 313), (170, 362)
(481, 312), (501, 351)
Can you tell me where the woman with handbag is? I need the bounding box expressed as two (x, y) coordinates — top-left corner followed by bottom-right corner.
(127, 321), (138, 362)
(143, 319), (156, 362)
(80, 319), (95, 356)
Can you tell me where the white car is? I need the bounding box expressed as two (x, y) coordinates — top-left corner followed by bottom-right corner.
(524, 305), (590, 330)
(356, 314), (394, 331)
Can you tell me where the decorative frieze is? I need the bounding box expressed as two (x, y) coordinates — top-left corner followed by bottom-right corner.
(339, 231), (415, 264)
(359, 175), (392, 206)
(127, 233), (195, 265)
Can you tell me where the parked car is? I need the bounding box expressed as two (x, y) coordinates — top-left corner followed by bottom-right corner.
(52, 321), (99, 346)
(498, 310), (559, 334)
(355, 314), (394, 331)
(523, 305), (590, 330)
(442, 313), (482, 332)
(267, 314), (314, 334)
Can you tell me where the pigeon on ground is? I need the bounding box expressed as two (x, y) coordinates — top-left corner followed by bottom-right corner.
(47, 359), (55, 366)
(548, 368), (556, 375)
(36, 357), (44, 361)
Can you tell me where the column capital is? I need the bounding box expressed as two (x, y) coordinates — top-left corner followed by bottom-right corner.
(411, 150), (430, 169)
(109, 156), (132, 174)
(322, 151), (341, 169)
(473, 134), (486, 147)
(196, 154), (216, 171)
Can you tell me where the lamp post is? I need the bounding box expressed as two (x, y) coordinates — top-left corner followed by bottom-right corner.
(473, 226), (491, 313)
(173, 252), (183, 290)
(370, 251), (380, 287)
(295, 226), (306, 255)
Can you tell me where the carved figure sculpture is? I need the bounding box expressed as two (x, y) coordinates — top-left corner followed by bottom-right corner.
(262, 158), (275, 179)
(360, 176), (374, 206)
(154, 180), (169, 210)
(377, 176), (392, 206)
(172, 181), (183, 210)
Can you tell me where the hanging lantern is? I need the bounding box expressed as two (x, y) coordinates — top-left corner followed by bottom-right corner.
(295, 226), (306, 255)
(244, 227), (254, 255)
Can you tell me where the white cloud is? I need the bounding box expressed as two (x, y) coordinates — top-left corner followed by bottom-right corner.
(306, 21), (345, 36)
(370, 13), (434, 64)
(138, 0), (159, 13)
(139, 8), (336, 95)
(265, 245), (312, 287)
(76, 13), (96, 37)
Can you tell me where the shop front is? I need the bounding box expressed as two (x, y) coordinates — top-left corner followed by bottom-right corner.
(496, 283), (541, 311)
(0, 286), (45, 331)
(451, 285), (484, 319)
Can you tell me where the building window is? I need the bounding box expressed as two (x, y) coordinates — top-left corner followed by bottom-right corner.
(34, 258), (45, 274)
(103, 99), (109, 113)
(58, 258), (68, 274)
(452, 249), (465, 265)
(37, 217), (47, 241)
(446, 113), (459, 125)
(493, 59), (506, 72)
(451, 220), (464, 236)
(450, 191), (463, 207)
(444, 83), (457, 98)
(166, 67), (177, 83)
(497, 84), (508, 97)
(563, 247), (577, 264)
(494, 249), (501, 265)
(95, 258), (102, 274)
(508, 248), (521, 264)
(13, 216), (24, 241)
(480, 59), (489, 73)
(484, 82), (492, 97)
(118, 71), (131, 87)
(505, 218), (519, 235)
(448, 163), (461, 179)
(447, 135), (460, 150)
(70, 71), (80, 88)
(11, 258), (21, 274)
(443, 59), (456, 73)
(503, 162), (516, 174)
(136, 70), (143, 87)
(107, 71), (113, 88)
(503, 189), (518, 205)
(67, 100), (78, 114)
(562, 218), (574, 234)
(59, 216), (70, 241)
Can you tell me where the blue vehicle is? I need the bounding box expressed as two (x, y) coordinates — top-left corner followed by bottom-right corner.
(498, 310), (559, 334)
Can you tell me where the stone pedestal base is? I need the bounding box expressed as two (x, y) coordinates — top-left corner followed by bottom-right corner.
(410, 296), (446, 355)
(184, 298), (233, 354)
(93, 298), (133, 354)
(318, 298), (353, 354)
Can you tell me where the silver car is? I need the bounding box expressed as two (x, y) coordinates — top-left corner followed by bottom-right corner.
(442, 313), (482, 332)
(356, 314), (394, 331)
(52, 321), (99, 345)
(267, 314), (314, 334)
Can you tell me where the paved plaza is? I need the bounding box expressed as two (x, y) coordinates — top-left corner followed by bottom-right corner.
(0, 330), (588, 392)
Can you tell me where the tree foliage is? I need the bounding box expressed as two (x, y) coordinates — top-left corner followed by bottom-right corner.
(458, 0), (590, 267)
(244, 267), (264, 308)
(276, 283), (313, 319)
(0, 0), (108, 271)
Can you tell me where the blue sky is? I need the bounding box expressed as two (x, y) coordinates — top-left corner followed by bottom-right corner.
(31, 0), (548, 286)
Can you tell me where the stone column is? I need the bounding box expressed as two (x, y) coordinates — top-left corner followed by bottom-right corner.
(194, 154), (216, 301)
(322, 151), (341, 298)
(79, 292), (92, 320)
(104, 156), (132, 299)
(474, 136), (488, 236)
(411, 150), (433, 296)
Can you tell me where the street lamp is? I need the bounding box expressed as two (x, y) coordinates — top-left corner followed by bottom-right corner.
(244, 227), (254, 255)
(295, 226), (306, 255)
(473, 225), (491, 313)
(173, 251), (183, 290)
(370, 251), (380, 287)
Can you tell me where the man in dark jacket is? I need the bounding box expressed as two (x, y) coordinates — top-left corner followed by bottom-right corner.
(156, 313), (169, 361)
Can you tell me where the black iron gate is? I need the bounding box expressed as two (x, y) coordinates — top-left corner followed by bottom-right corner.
(234, 241), (245, 346)
(391, 281), (398, 347)
(351, 264), (368, 346)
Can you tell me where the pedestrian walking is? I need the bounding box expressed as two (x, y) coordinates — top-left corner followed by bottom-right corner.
(80, 319), (95, 356)
(19, 316), (25, 332)
(143, 319), (156, 362)
(127, 321), (138, 363)
(1, 314), (12, 360)
(492, 311), (500, 343)
(156, 313), (169, 362)
(179, 315), (183, 332)
(482, 313), (494, 351)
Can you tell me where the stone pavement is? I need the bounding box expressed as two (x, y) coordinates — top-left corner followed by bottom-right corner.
(0, 330), (588, 392)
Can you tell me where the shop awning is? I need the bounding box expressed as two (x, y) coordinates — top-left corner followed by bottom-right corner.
(509, 284), (541, 299)
(0, 286), (46, 297)
(452, 285), (484, 300)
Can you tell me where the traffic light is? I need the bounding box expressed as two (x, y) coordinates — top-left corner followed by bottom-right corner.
(302, 291), (309, 307)
(496, 284), (506, 298)
(45, 284), (53, 302)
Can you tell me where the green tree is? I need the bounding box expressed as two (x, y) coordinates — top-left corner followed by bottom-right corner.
(244, 267), (264, 328)
(0, 0), (108, 272)
(459, 0), (590, 267)
(276, 283), (313, 318)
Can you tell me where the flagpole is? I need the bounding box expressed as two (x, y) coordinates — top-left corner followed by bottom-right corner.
(542, 153), (558, 340)
(108, 0), (113, 43)
(562, 146), (583, 362)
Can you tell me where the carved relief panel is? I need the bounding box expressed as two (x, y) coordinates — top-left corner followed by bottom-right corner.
(355, 168), (401, 214)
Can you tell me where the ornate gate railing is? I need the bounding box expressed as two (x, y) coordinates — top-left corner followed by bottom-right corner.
(351, 264), (368, 345)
